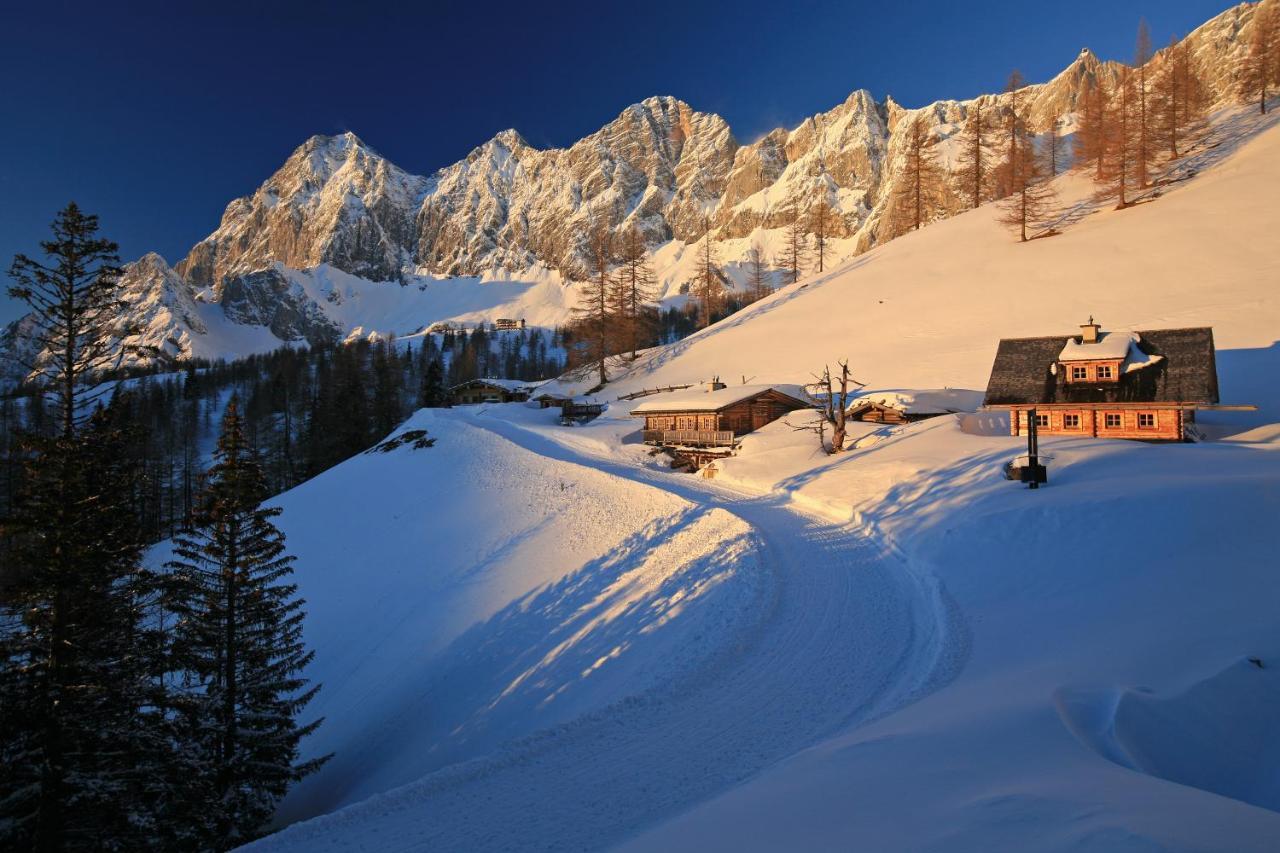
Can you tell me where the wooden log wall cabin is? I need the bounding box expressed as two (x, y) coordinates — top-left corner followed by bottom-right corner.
(631, 384), (811, 456)
(982, 319), (1224, 442)
(448, 378), (536, 405)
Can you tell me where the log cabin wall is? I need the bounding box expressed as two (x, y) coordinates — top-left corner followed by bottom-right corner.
(1011, 405), (1185, 440)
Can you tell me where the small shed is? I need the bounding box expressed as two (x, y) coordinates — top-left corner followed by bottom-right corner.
(632, 384), (810, 449)
(449, 378), (535, 405)
(846, 389), (984, 424)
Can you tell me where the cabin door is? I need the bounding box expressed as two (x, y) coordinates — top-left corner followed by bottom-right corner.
(750, 402), (771, 431)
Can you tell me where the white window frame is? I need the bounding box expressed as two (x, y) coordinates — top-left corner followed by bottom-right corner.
(1071, 366), (1088, 381)
(1034, 413), (1050, 428)
(1103, 412), (1122, 429)
(1138, 412), (1158, 429)
(1096, 364), (1115, 379)
(1063, 413), (1082, 430)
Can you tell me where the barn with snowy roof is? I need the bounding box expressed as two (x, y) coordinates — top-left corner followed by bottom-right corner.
(983, 318), (1221, 441)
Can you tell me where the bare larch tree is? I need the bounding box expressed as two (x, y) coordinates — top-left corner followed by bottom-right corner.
(892, 114), (945, 235)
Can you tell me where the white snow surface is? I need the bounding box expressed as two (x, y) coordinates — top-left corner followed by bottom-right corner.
(241, 106), (1280, 852)
(1058, 330), (1138, 361)
(847, 387), (985, 415)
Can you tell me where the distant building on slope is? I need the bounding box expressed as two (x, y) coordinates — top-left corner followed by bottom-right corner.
(449, 378), (537, 405)
(982, 318), (1220, 441)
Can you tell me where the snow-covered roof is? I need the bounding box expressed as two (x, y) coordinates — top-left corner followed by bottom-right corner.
(846, 389), (984, 415)
(1058, 331), (1137, 361)
(450, 378), (538, 392)
(630, 384), (809, 414)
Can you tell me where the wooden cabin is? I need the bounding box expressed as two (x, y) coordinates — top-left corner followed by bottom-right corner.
(632, 383), (810, 466)
(449, 378), (535, 405)
(983, 319), (1221, 442)
(494, 318), (526, 331)
(846, 389), (984, 424)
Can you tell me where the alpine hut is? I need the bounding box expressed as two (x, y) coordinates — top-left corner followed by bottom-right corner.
(983, 319), (1223, 441)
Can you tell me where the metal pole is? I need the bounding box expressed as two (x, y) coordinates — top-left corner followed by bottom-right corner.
(1027, 407), (1039, 490)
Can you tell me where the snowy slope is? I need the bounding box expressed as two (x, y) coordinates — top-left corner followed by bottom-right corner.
(557, 106), (1280, 427)
(150, 410), (768, 828)
(239, 102), (1280, 851)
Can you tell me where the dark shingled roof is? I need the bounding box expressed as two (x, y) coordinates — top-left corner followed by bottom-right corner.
(983, 327), (1219, 406)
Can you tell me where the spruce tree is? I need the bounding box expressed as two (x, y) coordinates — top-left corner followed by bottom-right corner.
(0, 407), (170, 850)
(167, 398), (328, 847)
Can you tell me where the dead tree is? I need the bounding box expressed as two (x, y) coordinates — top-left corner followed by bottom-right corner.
(803, 359), (865, 454)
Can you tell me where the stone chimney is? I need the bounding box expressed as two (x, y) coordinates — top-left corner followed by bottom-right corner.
(1080, 316), (1102, 344)
(706, 376), (726, 392)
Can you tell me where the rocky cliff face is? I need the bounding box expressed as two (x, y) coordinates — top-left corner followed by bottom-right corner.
(3, 0), (1265, 379)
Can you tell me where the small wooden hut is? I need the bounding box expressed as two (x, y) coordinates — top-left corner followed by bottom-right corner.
(631, 383), (809, 467)
(846, 389), (984, 424)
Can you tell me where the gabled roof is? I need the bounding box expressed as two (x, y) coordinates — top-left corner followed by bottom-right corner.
(630, 384), (809, 415)
(983, 327), (1219, 406)
(449, 378), (537, 393)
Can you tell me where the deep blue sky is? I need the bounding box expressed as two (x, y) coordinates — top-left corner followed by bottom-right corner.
(1, 0), (1233, 323)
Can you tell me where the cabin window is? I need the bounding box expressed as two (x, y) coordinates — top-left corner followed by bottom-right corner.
(1071, 366), (1088, 380)
(1034, 413), (1050, 428)
(1063, 413), (1082, 429)
(1096, 365), (1115, 379)
(1104, 413), (1122, 429)
(1138, 412), (1157, 429)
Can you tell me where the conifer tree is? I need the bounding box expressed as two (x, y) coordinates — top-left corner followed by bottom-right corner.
(995, 70), (1027, 198)
(954, 101), (992, 208)
(1134, 19), (1155, 188)
(0, 407), (171, 851)
(572, 219), (615, 385)
(999, 117), (1058, 241)
(891, 114), (945, 235)
(746, 241), (771, 302)
(1044, 115), (1063, 177)
(1156, 35), (1207, 158)
(1101, 66), (1139, 208)
(167, 399), (328, 847)
(808, 194), (835, 273)
(7, 202), (128, 439)
(693, 217), (722, 329)
(1240, 0), (1278, 114)
(612, 226), (657, 359)
(1, 205), (173, 851)
(418, 357), (447, 407)
(1074, 78), (1109, 179)
(777, 202), (808, 284)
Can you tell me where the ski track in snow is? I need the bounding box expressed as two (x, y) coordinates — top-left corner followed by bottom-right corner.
(247, 411), (969, 852)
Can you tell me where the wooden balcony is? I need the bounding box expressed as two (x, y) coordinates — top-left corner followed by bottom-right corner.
(643, 429), (736, 448)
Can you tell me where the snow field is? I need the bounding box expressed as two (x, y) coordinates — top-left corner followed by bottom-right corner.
(162, 408), (770, 829)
